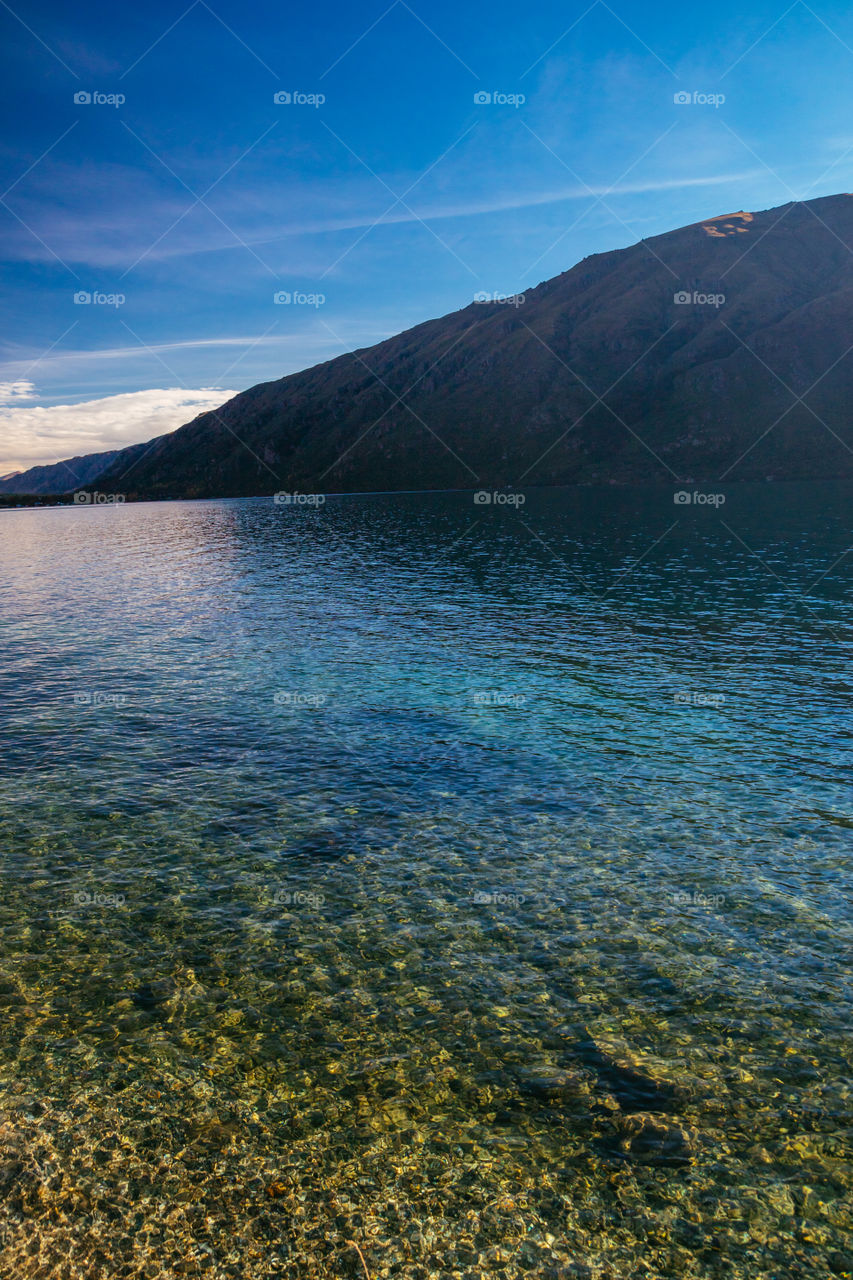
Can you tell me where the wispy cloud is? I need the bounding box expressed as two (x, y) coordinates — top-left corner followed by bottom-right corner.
(1, 161), (766, 270)
(249, 168), (769, 239)
(4, 333), (340, 365)
(0, 332), (355, 391)
(0, 379), (37, 401)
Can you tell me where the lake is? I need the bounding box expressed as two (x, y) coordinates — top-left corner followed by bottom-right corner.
(0, 485), (850, 1279)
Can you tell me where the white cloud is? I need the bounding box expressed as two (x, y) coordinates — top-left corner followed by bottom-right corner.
(0, 380), (37, 402)
(0, 386), (235, 475)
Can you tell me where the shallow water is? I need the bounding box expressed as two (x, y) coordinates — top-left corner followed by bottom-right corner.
(0, 485), (850, 1279)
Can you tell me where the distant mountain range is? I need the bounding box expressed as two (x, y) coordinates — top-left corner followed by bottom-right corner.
(7, 194), (853, 499)
(0, 448), (124, 495)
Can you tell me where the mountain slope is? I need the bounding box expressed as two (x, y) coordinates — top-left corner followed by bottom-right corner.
(0, 449), (125, 495)
(92, 194), (853, 496)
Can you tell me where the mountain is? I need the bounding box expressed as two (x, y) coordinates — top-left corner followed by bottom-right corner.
(0, 449), (126, 495)
(53, 194), (853, 497)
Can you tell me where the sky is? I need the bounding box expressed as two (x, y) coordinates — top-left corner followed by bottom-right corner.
(1, 0), (852, 473)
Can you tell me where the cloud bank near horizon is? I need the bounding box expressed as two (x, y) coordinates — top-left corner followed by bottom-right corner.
(0, 387), (236, 475)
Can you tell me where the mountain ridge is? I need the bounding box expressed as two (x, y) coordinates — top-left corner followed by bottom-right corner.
(12, 193), (853, 498)
(0, 448), (125, 496)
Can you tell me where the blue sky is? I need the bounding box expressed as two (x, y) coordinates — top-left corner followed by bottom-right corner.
(1, 0), (852, 470)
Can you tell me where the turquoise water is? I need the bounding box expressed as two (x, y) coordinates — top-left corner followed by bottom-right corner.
(0, 485), (850, 1279)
